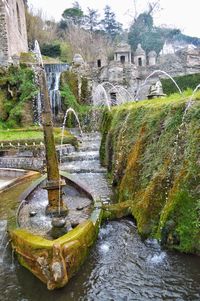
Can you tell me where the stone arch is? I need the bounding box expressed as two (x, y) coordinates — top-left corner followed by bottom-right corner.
(120, 55), (125, 64)
(138, 57), (142, 66)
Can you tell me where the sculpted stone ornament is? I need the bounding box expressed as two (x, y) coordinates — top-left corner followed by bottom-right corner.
(147, 79), (166, 99)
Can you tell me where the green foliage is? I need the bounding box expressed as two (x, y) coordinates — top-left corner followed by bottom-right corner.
(20, 52), (36, 65)
(41, 44), (61, 58)
(60, 83), (92, 128)
(60, 42), (73, 62)
(100, 94), (200, 253)
(60, 84), (80, 112)
(60, 71), (79, 101)
(100, 5), (122, 40)
(0, 66), (38, 128)
(161, 73), (200, 95)
(60, 73), (94, 129)
(62, 6), (84, 27)
(80, 77), (89, 103)
(170, 31), (200, 46)
(84, 8), (99, 32)
(128, 11), (200, 54)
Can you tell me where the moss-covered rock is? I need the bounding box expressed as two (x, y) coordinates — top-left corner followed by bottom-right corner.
(60, 71), (79, 101)
(100, 94), (200, 254)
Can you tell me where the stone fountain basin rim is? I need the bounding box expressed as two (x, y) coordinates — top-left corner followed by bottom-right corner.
(19, 170), (94, 204)
(0, 168), (39, 193)
(10, 170), (103, 290)
(10, 203), (102, 289)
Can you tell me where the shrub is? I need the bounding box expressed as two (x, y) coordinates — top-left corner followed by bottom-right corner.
(161, 73), (200, 95)
(41, 43), (61, 58)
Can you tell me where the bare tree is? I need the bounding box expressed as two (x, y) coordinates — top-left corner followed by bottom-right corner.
(147, 1), (161, 15)
(25, 7), (58, 48)
(63, 24), (113, 62)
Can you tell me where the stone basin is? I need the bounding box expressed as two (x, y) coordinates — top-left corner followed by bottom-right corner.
(10, 171), (102, 290)
(0, 168), (34, 192)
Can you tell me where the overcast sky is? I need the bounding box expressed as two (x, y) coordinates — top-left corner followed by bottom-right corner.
(28, 0), (200, 38)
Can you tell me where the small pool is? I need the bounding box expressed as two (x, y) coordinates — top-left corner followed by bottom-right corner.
(0, 168), (28, 191)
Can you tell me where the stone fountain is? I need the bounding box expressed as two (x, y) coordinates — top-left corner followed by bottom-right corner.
(147, 79), (166, 99)
(9, 43), (103, 290)
(38, 67), (68, 216)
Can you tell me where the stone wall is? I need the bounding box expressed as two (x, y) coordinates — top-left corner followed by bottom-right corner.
(0, 1), (8, 63)
(0, 0), (28, 65)
(0, 157), (44, 171)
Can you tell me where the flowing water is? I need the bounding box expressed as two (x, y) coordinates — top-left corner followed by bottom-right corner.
(0, 133), (199, 300)
(32, 41), (69, 121)
(45, 64), (68, 117)
(135, 69), (183, 100)
(92, 82), (135, 109)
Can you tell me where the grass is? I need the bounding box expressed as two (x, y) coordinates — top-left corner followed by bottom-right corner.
(0, 127), (78, 148)
(0, 127), (43, 141)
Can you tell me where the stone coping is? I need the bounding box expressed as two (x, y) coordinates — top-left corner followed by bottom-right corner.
(0, 169), (39, 193)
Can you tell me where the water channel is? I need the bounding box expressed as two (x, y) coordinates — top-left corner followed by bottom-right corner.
(0, 133), (199, 301)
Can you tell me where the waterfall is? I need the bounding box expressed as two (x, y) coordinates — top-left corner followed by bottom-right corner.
(44, 64), (69, 117)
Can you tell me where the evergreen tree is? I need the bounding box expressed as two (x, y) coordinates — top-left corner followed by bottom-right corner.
(84, 8), (99, 32)
(62, 2), (84, 27)
(128, 12), (181, 54)
(100, 5), (122, 40)
(128, 13), (154, 51)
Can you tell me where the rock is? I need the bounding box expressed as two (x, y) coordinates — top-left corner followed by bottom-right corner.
(71, 221), (79, 228)
(76, 206), (84, 211)
(29, 211), (37, 217)
(51, 218), (66, 228)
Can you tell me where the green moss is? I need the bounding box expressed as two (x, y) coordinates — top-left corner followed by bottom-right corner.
(10, 218), (100, 289)
(20, 52), (36, 65)
(60, 71), (79, 101)
(0, 90), (8, 122)
(101, 94), (200, 254)
(80, 77), (89, 103)
(102, 200), (132, 220)
(99, 109), (113, 166)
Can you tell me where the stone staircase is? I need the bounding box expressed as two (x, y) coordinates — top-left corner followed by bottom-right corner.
(60, 132), (111, 203)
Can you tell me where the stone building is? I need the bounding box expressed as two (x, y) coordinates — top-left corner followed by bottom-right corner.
(114, 42), (132, 64)
(147, 50), (157, 66)
(0, 0), (28, 65)
(70, 39), (200, 104)
(134, 43), (146, 67)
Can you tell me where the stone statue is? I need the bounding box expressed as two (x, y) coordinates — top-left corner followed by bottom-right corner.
(148, 79), (165, 99)
(149, 80), (163, 95)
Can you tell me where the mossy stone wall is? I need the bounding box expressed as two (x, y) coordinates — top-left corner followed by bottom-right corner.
(100, 95), (200, 254)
